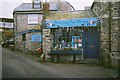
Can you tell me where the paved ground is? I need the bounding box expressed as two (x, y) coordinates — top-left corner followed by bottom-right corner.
(2, 47), (113, 78)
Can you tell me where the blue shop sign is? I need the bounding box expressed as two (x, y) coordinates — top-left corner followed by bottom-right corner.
(31, 34), (42, 42)
(45, 18), (97, 28)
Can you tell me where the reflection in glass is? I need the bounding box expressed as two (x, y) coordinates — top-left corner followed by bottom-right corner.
(51, 27), (82, 50)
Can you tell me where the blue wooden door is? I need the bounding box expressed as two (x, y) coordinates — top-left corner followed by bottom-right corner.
(82, 29), (100, 59)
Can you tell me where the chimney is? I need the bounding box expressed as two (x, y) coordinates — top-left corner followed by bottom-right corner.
(32, 0), (42, 9)
(43, 2), (49, 14)
(32, 0), (34, 8)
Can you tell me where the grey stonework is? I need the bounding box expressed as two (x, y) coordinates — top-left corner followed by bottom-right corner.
(111, 21), (119, 52)
(15, 35), (23, 50)
(14, 13), (43, 52)
(17, 14), (28, 32)
(15, 32), (42, 52)
(91, 1), (119, 70)
(42, 29), (52, 59)
(13, 1), (119, 66)
(26, 33), (42, 51)
(15, 14), (43, 32)
(13, 1), (72, 54)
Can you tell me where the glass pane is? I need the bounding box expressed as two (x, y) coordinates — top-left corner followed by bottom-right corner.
(51, 27), (83, 50)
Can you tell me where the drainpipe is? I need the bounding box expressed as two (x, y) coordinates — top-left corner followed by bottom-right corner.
(109, 2), (111, 53)
(108, 2), (112, 68)
(2, 21), (5, 40)
(118, 1), (120, 74)
(32, 0), (34, 9)
(14, 12), (17, 50)
(13, 16), (15, 50)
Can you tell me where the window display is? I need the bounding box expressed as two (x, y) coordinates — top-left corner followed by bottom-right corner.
(51, 27), (83, 51)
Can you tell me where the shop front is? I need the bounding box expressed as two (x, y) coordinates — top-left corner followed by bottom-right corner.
(43, 18), (100, 62)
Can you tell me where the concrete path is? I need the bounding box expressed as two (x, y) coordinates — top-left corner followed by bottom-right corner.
(2, 47), (112, 78)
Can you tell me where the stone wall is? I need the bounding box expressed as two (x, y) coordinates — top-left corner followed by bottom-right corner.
(92, 2), (110, 64)
(14, 13), (43, 52)
(17, 14), (28, 32)
(42, 29), (52, 59)
(15, 32), (42, 52)
(16, 14), (43, 32)
(26, 32), (42, 51)
(15, 35), (23, 51)
(92, 2), (119, 70)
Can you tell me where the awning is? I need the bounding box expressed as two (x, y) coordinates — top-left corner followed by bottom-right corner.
(44, 18), (98, 28)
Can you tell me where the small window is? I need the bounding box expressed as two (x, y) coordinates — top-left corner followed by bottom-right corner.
(28, 14), (38, 25)
(22, 34), (26, 41)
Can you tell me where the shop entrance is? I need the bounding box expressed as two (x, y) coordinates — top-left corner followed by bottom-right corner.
(50, 27), (100, 60)
(82, 28), (100, 60)
(44, 18), (100, 61)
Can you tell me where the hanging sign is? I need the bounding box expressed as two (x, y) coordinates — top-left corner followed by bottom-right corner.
(45, 18), (97, 28)
(31, 34), (42, 42)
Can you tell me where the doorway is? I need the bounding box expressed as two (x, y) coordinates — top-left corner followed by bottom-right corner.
(82, 28), (100, 60)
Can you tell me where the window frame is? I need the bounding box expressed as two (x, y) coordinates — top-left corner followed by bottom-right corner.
(51, 27), (83, 50)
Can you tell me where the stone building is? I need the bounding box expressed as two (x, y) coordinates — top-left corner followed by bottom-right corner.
(13, 0), (102, 62)
(13, 0), (74, 52)
(42, 10), (100, 62)
(0, 18), (14, 42)
(13, 0), (120, 66)
(91, 0), (120, 70)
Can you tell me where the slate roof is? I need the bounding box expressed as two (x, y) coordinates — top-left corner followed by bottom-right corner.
(45, 10), (97, 21)
(14, 3), (41, 12)
(14, 2), (74, 12)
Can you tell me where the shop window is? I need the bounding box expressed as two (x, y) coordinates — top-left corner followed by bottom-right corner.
(51, 27), (82, 50)
(22, 34), (26, 41)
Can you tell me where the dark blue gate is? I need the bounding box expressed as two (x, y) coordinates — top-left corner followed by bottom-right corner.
(82, 28), (100, 60)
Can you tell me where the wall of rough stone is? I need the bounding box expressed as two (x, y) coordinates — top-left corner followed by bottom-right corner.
(16, 14), (43, 32)
(26, 32), (42, 51)
(17, 14), (28, 32)
(15, 32), (42, 52)
(42, 29), (52, 59)
(92, 2), (119, 69)
(15, 35), (23, 51)
(14, 13), (43, 52)
(92, 2), (110, 65)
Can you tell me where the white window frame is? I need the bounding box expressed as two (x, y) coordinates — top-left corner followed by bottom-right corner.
(28, 14), (38, 25)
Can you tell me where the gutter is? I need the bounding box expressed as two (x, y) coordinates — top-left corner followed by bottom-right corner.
(13, 10), (43, 14)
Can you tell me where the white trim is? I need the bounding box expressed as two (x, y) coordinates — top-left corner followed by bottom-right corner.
(28, 14), (38, 24)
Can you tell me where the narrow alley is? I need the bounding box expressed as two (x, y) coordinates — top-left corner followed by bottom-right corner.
(2, 47), (112, 78)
